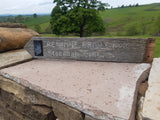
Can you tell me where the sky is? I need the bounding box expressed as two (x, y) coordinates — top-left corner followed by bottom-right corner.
(0, 0), (160, 15)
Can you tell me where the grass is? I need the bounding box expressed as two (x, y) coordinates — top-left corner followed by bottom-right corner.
(23, 15), (50, 26)
(22, 15), (51, 33)
(155, 37), (160, 58)
(100, 3), (160, 35)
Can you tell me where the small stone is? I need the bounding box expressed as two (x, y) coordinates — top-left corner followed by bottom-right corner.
(51, 100), (84, 120)
(138, 81), (148, 96)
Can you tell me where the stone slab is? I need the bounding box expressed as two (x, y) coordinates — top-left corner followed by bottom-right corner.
(142, 58), (160, 120)
(0, 49), (32, 69)
(24, 37), (155, 63)
(0, 59), (151, 120)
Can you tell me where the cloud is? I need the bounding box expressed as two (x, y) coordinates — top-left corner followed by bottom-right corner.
(39, 2), (52, 6)
(0, 0), (54, 14)
(4, 6), (19, 10)
(0, 0), (159, 14)
(101, 0), (160, 7)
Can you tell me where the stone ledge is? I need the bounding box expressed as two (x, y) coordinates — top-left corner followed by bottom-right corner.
(142, 58), (160, 120)
(0, 59), (151, 120)
(0, 49), (32, 69)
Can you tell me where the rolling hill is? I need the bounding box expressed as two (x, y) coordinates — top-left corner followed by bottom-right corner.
(16, 3), (160, 36)
(100, 3), (160, 36)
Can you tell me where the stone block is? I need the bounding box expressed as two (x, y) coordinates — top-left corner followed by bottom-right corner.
(0, 100), (31, 120)
(0, 75), (51, 106)
(142, 58), (160, 120)
(0, 49), (32, 69)
(0, 89), (55, 120)
(0, 27), (39, 52)
(138, 81), (148, 96)
(0, 76), (55, 120)
(51, 100), (84, 120)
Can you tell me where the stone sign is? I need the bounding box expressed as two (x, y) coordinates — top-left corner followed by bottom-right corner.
(24, 37), (155, 63)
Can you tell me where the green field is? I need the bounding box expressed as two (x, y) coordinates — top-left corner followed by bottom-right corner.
(155, 37), (160, 58)
(100, 3), (160, 36)
(22, 15), (51, 34)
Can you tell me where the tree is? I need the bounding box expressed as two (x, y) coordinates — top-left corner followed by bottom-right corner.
(50, 0), (109, 37)
(15, 15), (24, 23)
(121, 5), (125, 8)
(129, 4), (132, 7)
(7, 17), (15, 23)
(33, 13), (37, 18)
(135, 3), (139, 7)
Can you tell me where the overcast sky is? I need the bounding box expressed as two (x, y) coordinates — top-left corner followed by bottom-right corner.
(0, 0), (160, 14)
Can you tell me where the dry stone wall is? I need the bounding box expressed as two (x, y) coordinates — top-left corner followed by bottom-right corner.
(0, 34), (157, 120)
(0, 76), (86, 120)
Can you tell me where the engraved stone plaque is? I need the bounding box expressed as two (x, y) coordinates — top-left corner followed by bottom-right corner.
(24, 37), (155, 63)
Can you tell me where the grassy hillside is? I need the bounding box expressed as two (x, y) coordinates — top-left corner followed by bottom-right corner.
(100, 3), (160, 36)
(22, 15), (51, 34)
(17, 3), (160, 36)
